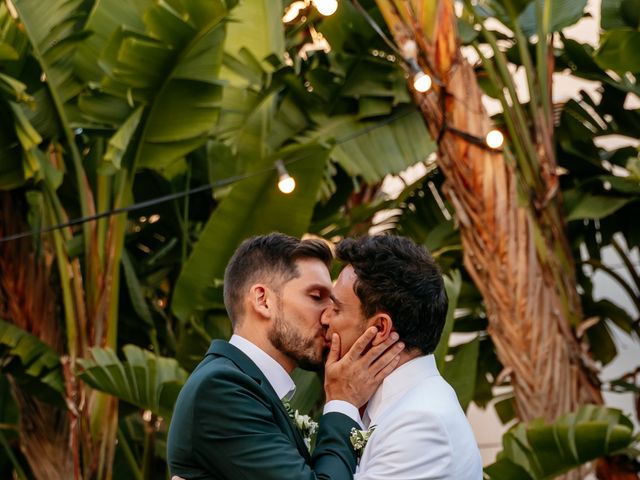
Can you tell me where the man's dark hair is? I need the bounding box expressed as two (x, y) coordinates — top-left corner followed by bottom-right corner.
(336, 235), (448, 355)
(224, 233), (332, 327)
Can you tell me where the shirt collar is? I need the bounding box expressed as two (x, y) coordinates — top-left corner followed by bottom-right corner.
(229, 334), (296, 401)
(363, 354), (439, 427)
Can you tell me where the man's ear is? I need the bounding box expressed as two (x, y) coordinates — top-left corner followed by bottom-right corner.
(248, 284), (274, 319)
(370, 313), (394, 346)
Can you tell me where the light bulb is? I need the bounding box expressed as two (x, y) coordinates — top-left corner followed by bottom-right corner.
(313, 0), (338, 16)
(275, 160), (296, 194)
(485, 129), (504, 149)
(283, 1), (307, 23)
(278, 175), (296, 194)
(413, 71), (432, 93)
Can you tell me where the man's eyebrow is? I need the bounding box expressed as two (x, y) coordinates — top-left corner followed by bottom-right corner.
(307, 284), (331, 294)
(329, 294), (342, 306)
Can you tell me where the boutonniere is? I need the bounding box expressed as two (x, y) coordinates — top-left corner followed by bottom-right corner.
(350, 425), (376, 462)
(282, 400), (318, 450)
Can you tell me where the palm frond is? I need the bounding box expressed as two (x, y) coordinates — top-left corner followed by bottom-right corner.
(0, 319), (64, 405)
(484, 405), (638, 479)
(77, 344), (188, 420)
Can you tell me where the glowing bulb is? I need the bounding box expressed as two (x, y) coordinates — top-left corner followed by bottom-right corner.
(413, 71), (432, 93)
(278, 175), (296, 194)
(283, 1), (307, 23)
(313, 0), (338, 16)
(275, 160), (296, 194)
(485, 129), (504, 149)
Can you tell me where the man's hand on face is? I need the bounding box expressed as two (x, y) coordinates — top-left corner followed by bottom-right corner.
(324, 327), (403, 408)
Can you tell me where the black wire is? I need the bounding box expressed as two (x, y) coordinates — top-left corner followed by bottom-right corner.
(351, 0), (405, 61)
(0, 169), (267, 244)
(0, 108), (420, 244)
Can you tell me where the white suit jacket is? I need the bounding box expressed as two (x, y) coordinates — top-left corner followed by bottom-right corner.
(354, 355), (483, 480)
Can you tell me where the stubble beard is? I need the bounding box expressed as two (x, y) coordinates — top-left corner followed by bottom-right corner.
(268, 310), (323, 372)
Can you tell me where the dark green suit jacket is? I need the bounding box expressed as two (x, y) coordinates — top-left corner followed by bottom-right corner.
(167, 340), (359, 479)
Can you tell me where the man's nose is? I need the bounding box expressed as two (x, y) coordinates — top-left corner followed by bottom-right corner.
(320, 307), (330, 325)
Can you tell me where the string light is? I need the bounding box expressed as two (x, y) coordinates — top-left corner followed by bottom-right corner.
(282, 0), (338, 22)
(350, 1), (507, 153)
(485, 129), (505, 149)
(282, 1), (307, 22)
(413, 71), (432, 93)
(409, 58), (433, 93)
(411, 66), (432, 93)
(404, 46), (432, 93)
(445, 125), (505, 152)
(312, 0), (338, 16)
(276, 160), (296, 194)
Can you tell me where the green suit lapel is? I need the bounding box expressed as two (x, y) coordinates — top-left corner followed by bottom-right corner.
(207, 340), (312, 461)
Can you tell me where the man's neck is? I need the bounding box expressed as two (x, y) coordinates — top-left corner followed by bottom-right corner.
(396, 348), (422, 369)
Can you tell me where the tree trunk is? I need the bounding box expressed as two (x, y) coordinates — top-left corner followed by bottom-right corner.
(9, 384), (74, 479)
(0, 192), (74, 479)
(375, 0), (602, 424)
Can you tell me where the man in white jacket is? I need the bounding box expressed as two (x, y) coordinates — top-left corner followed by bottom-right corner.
(322, 235), (483, 480)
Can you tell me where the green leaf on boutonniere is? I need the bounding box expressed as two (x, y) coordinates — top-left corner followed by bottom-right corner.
(282, 400), (318, 450)
(350, 425), (376, 461)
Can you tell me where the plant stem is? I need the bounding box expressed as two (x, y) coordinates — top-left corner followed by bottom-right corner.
(611, 236), (640, 292)
(181, 160), (192, 264)
(117, 427), (143, 480)
(141, 413), (156, 480)
(582, 259), (640, 313)
(0, 429), (29, 480)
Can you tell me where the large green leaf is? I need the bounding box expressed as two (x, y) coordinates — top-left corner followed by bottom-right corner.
(222, 0), (283, 85)
(311, 108), (436, 184)
(172, 143), (329, 320)
(442, 336), (479, 411)
(595, 29), (640, 74)
(0, 72), (34, 189)
(75, 0), (149, 85)
(601, 0), (640, 29)
(121, 249), (154, 328)
(434, 270), (463, 370)
(84, 0), (237, 171)
(73, 0), (150, 126)
(565, 191), (632, 221)
(0, 42), (18, 61)
(518, 0), (588, 37)
(0, 319), (64, 405)
(484, 405), (638, 479)
(77, 344), (188, 420)
(11, 0), (86, 108)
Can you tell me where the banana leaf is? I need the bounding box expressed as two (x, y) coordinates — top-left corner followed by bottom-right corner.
(484, 404), (638, 479)
(0, 319), (64, 405)
(77, 344), (188, 420)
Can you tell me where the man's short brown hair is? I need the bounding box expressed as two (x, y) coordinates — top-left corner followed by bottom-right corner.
(223, 233), (332, 327)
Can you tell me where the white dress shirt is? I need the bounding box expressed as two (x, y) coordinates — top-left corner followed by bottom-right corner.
(355, 355), (483, 480)
(229, 335), (361, 424)
(230, 335), (296, 400)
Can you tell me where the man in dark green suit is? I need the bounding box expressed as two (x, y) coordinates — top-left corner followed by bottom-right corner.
(168, 233), (403, 479)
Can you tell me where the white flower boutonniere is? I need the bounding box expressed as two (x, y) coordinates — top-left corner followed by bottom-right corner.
(350, 425), (376, 462)
(282, 400), (319, 450)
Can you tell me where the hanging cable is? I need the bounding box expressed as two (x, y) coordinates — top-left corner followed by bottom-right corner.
(0, 108), (420, 243)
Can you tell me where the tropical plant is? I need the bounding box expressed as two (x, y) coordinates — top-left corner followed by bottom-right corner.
(485, 405), (639, 479)
(1, 0), (639, 478)
(1, 0), (237, 477)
